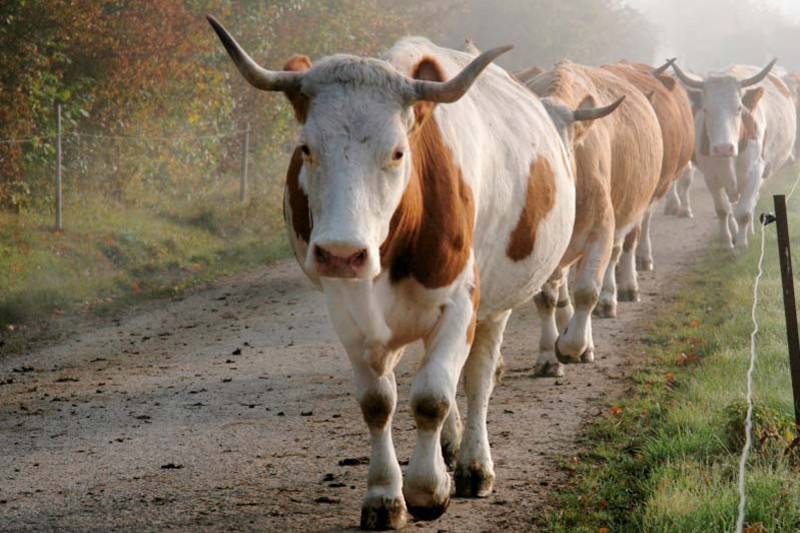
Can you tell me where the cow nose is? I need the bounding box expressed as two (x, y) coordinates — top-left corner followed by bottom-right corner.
(711, 143), (736, 157)
(314, 243), (369, 278)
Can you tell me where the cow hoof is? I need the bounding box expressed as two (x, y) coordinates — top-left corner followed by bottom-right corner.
(593, 301), (617, 319)
(441, 440), (460, 472)
(580, 348), (594, 363)
(407, 498), (450, 522)
(678, 208), (693, 219)
(360, 497), (408, 530)
(455, 463), (495, 498)
(554, 341), (581, 365)
(636, 257), (654, 271)
(617, 289), (640, 303)
(533, 360), (565, 377)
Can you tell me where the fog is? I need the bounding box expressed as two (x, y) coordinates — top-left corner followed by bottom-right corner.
(441, 0), (800, 73)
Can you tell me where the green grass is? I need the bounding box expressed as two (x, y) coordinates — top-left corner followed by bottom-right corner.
(0, 186), (289, 333)
(541, 171), (800, 533)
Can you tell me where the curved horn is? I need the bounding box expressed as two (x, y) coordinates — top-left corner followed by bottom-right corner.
(740, 58), (777, 88)
(408, 45), (513, 104)
(572, 95), (626, 122)
(207, 15), (303, 93)
(650, 58), (676, 77)
(671, 61), (704, 89)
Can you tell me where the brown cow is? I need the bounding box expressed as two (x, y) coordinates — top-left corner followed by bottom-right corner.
(526, 60), (663, 377)
(602, 59), (696, 273)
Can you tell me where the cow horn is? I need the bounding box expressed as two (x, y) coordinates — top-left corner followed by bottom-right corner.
(207, 15), (304, 93)
(740, 59), (777, 88)
(408, 45), (513, 104)
(671, 61), (704, 89)
(650, 58), (676, 77)
(572, 95), (626, 122)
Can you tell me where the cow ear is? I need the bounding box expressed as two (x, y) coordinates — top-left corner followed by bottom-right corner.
(743, 87), (765, 111)
(283, 54), (312, 123)
(655, 74), (677, 91)
(410, 57), (446, 129)
(573, 94), (598, 142)
(686, 88), (702, 114)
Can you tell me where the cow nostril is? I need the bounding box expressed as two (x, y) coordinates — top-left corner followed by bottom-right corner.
(314, 246), (329, 265)
(351, 250), (368, 266)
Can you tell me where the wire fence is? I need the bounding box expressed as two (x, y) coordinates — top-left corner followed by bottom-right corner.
(0, 104), (268, 230)
(736, 170), (800, 533)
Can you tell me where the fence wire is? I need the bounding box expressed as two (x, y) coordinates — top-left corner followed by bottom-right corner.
(735, 221), (768, 533)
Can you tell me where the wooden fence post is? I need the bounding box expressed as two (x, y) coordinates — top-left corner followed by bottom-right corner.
(240, 122), (250, 202)
(772, 194), (800, 440)
(55, 104), (63, 231)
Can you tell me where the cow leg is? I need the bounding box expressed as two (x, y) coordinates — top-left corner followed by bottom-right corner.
(558, 218), (613, 361)
(635, 208), (654, 272)
(440, 402), (461, 471)
(596, 244), (622, 318)
(454, 310), (511, 498)
(663, 182), (681, 215)
(534, 278), (564, 378)
(348, 356), (406, 530)
(733, 161), (765, 252)
(618, 226), (641, 303)
(556, 275), (573, 332)
(676, 164), (695, 219)
(403, 281), (475, 521)
(705, 175), (736, 249)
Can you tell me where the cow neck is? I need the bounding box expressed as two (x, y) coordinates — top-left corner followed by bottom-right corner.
(380, 104), (474, 289)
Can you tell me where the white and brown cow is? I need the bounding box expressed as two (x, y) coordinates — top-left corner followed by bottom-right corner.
(673, 61), (797, 250)
(209, 18), (575, 530)
(526, 61), (663, 377)
(602, 60), (696, 273)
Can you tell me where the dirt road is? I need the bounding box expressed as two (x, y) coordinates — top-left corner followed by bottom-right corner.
(0, 185), (716, 532)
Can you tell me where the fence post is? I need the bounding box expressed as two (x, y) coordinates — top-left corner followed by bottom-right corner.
(772, 194), (800, 439)
(240, 122), (250, 202)
(55, 104), (63, 231)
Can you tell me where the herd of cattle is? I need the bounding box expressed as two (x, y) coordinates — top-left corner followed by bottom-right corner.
(207, 15), (800, 530)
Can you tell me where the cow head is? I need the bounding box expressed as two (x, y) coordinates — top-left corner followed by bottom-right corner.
(673, 60), (775, 158)
(539, 93), (625, 153)
(208, 16), (509, 280)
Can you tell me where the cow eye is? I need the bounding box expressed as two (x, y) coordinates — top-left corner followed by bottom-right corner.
(300, 144), (311, 156)
(393, 150), (404, 161)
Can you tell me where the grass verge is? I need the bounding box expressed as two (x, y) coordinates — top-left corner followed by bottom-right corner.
(541, 173), (800, 533)
(0, 189), (289, 343)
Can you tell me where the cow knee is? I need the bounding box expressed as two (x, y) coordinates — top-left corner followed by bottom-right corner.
(533, 290), (556, 313)
(360, 389), (394, 430)
(573, 287), (599, 309)
(411, 392), (451, 431)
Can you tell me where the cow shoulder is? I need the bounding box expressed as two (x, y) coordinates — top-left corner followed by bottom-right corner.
(380, 55), (475, 289)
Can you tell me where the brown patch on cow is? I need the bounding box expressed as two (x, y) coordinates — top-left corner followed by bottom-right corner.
(360, 389), (393, 429)
(378, 58), (475, 290)
(467, 263), (480, 344)
(506, 157), (557, 262)
(743, 87), (764, 112)
(412, 56), (447, 83)
(283, 54), (312, 123)
(739, 112), (759, 153)
(284, 147), (311, 242)
(769, 74), (792, 98)
(411, 393), (450, 430)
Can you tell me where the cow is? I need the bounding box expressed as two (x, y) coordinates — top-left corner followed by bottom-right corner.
(209, 17), (575, 530)
(525, 60), (663, 377)
(781, 71), (800, 161)
(602, 59), (696, 272)
(672, 60), (797, 250)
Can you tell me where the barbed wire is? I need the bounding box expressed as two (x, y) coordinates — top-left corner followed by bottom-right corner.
(0, 129), (246, 145)
(0, 135), (54, 145)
